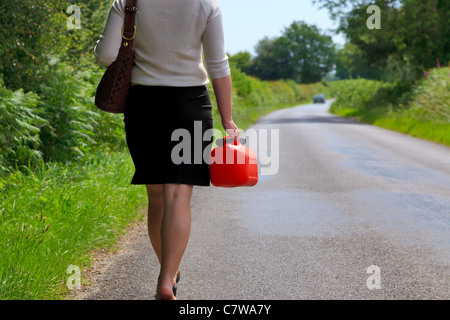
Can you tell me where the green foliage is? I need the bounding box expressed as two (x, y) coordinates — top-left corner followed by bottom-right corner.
(335, 43), (382, 80)
(228, 51), (253, 75)
(0, 0), (68, 91)
(0, 83), (46, 176)
(249, 36), (294, 82)
(234, 21), (336, 84)
(0, 0), (112, 92)
(315, 0), (450, 82)
(0, 152), (147, 299)
(36, 63), (99, 163)
(328, 78), (394, 120)
(0, 0), (124, 170)
(328, 67), (450, 146)
(0, 64), (127, 176)
(33, 63), (127, 163)
(406, 67), (450, 123)
(282, 21), (336, 83)
(64, 0), (113, 69)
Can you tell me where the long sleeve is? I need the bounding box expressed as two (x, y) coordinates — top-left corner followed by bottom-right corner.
(94, 0), (126, 67)
(202, 2), (231, 80)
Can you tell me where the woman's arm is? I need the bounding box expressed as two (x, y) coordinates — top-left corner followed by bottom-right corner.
(203, 2), (239, 140)
(94, 0), (125, 67)
(212, 75), (240, 140)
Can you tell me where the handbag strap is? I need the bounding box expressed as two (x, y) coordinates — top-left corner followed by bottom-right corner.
(121, 0), (137, 48)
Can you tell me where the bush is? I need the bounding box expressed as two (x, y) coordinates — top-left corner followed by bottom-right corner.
(0, 82), (46, 176)
(328, 78), (393, 116)
(36, 64), (99, 163)
(406, 67), (450, 122)
(328, 67), (450, 146)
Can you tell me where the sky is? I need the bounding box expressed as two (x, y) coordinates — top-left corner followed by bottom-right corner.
(219, 0), (346, 56)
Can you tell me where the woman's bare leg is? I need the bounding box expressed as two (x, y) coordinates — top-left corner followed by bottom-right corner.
(156, 183), (193, 300)
(146, 184), (164, 264)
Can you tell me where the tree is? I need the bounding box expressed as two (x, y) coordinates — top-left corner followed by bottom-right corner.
(0, 0), (112, 92)
(282, 21), (336, 83)
(314, 0), (450, 81)
(228, 51), (253, 74)
(249, 21), (336, 83)
(335, 43), (382, 79)
(0, 0), (68, 91)
(250, 36), (294, 81)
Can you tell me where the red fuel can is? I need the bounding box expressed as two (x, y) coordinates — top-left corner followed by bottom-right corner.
(209, 136), (258, 187)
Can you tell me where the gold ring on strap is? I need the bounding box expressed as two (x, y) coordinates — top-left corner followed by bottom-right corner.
(121, 26), (136, 41)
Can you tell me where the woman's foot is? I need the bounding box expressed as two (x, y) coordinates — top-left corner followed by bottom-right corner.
(156, 276), (177, 300)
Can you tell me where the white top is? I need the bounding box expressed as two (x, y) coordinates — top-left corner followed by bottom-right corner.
(94, 0), (231, 87)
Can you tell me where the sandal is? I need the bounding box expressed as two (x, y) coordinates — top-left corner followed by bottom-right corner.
(172, 269), (180, 297)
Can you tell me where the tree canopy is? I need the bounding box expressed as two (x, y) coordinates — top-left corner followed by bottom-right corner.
(314, 0), (450, 81)
(231, 21), (336, 84)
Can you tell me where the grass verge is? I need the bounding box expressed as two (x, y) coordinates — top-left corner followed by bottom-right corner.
(0, 152), (147, 299)
(328, 67), (450, 147)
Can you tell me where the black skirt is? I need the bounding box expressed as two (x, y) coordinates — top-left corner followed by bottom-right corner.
(123, 85), (214, 186)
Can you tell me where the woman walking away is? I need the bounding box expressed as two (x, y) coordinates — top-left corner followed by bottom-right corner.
(94, 0), (239, 300)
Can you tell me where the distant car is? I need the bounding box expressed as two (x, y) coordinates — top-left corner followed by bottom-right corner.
(313, 94), (326, 104)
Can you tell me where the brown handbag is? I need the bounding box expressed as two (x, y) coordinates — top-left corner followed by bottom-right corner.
(95, 0), (137, 114)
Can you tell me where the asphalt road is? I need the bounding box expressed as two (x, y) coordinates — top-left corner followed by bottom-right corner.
(78, 100), (450, 300)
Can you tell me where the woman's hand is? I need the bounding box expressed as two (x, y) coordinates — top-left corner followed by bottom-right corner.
(222, 118), (240, 141)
